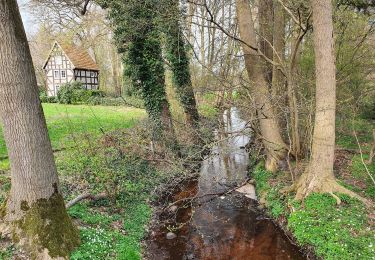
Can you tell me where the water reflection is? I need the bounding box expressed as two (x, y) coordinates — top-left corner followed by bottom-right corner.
(147, 108), (304, 260)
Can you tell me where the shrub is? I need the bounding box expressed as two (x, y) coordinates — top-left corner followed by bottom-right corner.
(57, 81), (105, 104)
(57, 82), (84, 104)
(87, 96), (144, 109)
(39, 90), (48, 102)
(39, 90), (57, 103)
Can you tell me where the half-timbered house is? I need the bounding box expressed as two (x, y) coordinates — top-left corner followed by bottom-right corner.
(43, 41), (100, 96)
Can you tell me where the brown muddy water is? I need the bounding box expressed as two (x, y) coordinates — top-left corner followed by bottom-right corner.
(147, 108), (305, 260)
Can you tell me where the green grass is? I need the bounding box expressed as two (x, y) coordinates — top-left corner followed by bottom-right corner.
(0, 246), (14, 260)
(55, 131), (169, 260)
(67, 202), (151, 260)
(336, 118), (375, 199)
(0, 103), (154, 259)
(0, 103), (146, 169)
(252, 164), (374, 260)
(336, 118), (374, 150)
(68, 203), (151, 260)
(288, 194), (374, 260)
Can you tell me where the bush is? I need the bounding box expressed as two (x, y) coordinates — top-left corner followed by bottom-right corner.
(57, 81), (105, 104)
(57, 82), (83, 104)
(87, 96), (144, 108)
(39, 90), (57, 103)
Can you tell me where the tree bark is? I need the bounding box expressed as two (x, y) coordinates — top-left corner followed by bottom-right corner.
(286, 24), (305, 158)
(236, 0), (287, 172)
(271, 1), (286, 121)
(111, 46), (121, 97)
(258, 0), (274, 85)
(293, 0), (368, 204)
(164, 1), (200, 130)
(0, 0), (80, 258)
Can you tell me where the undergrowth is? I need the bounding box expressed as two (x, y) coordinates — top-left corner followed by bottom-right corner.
(55, 130), (171, 260)
(69, 203), (151, 260)
(252, 164), (374, 260)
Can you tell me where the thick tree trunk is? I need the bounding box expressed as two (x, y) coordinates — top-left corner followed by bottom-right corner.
(236, 0), (287, 172)
(0, 0), (79, 258)
(293, 0), (368, 204)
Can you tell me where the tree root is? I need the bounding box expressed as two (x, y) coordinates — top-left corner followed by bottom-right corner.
(294, 174), (373, 207)
(279, 174), (373, 207)
(329, 192), (341, 205)
(280, 183), (296, 194)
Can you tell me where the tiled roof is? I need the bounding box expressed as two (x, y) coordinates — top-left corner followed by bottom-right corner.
(60, 43), (99, 71)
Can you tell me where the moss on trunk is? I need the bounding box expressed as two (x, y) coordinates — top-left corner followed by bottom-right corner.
(10, 192), (80, 259)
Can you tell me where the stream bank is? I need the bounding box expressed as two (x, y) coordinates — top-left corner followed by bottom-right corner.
(146, 108), (305, 259)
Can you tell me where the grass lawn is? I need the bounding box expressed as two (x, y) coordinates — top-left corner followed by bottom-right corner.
(1, 103), (157, 259)
(0, 103), (146, 167)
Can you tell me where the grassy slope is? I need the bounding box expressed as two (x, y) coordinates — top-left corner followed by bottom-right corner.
(0, 104), (146, 168)
(0, 103), (152, 260)
(0, 103), (146, 175)
(252, 118), (375, 260)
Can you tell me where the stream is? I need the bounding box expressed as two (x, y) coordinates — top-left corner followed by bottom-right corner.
(147, 108), (305, 260)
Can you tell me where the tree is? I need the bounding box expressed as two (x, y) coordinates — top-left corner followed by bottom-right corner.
(236, 0), (287, 172)
(0, 0), (80, 258)
(292, 0), (369, 203)
(271, 0), (285, 99)
(100, 0), (178, 150)
(163, 0), (200, 130)
(258, 0), (274, 84)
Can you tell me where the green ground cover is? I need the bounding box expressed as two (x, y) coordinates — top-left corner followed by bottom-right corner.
(253, 164), (374, 260)
(0, 103), (146, 169)
(252, 119), (375, 260)
(0, 103), (161, 260)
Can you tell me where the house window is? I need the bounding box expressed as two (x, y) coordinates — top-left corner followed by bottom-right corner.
(61, 70), (66, 78)
(54, 70), (59, 78)
(55, 85), (60, 94)
(91, 72), (95, 77)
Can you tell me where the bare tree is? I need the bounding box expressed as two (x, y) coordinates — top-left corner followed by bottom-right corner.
(291, 0), (369, 204)
(236, 0), (287, 172)
(0, 0), (80, 258)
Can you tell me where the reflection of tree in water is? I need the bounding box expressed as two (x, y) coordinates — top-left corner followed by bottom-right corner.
(148, 108), (304, 260)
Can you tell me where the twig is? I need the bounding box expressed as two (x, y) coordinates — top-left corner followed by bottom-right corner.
(367, 129), (375, 164)
(164, 178), (252, 211)
(353, 130), (375, 186)
(66, 192), (107, 209)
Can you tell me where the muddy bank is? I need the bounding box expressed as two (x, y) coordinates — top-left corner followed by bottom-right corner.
(146, 108), (305, 260)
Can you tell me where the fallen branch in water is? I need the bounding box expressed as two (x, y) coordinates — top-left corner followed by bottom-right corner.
(164, 178), (253, 211)
(66, 192), (107, 209)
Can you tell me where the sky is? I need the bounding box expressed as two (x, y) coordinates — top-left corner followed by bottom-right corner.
(18, 0), (38, 35)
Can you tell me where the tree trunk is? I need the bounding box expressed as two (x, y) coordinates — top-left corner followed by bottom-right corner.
(286, 70), (301, 157)
(271, 1), (286, 121)
(111, 46), (121, 97)
(186, 1), (196, 58)
(286, 24), (304, 158)
(0, 0), (80, 258)
(164, 1), (200, 130)
(258, 0), (274, 85)
(127, 27), (178, 152)
(293, 0), (368, 204)
(236, 0), (287, 172)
